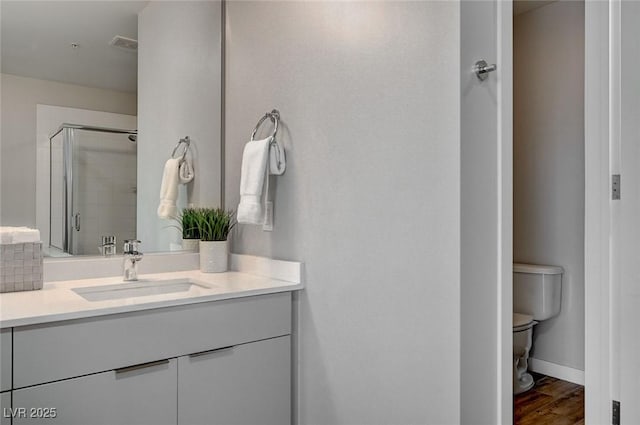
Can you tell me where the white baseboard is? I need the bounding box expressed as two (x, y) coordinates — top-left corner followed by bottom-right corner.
(529, 357), (585, 386)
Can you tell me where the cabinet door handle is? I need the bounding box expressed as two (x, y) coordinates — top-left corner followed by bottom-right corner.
(189, 345), (235, 358)
(115, 359), (169, 374)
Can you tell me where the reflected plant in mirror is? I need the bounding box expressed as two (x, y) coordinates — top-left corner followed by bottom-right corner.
(176, 208), (200, 252)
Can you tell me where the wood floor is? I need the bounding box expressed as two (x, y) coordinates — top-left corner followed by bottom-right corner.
(514, 374), (584, 425)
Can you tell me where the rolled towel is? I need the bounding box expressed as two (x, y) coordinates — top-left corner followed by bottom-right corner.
(13, 227), (40, 243)
(237, 137), (271, 224)
(0, 226), (40, 244)
(0, 227), (13, 244)
(179, 158), (195, 184)
(157, 158), (181, 219)
(269, 140), (286, 176)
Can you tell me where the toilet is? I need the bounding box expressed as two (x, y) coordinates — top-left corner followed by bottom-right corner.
(513, 263), (563, 394)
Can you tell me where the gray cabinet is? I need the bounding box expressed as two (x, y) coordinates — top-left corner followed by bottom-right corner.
(13, 293), (290, 388)
(4, 292), (293, 425)
(1, 329), (11, 392)
(1, 392), (11, 425)
(178, 336), (290, 425)
(12, 359), (177, 425)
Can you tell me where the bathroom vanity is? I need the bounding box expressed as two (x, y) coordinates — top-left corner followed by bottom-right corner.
(0, 256), (302, 425)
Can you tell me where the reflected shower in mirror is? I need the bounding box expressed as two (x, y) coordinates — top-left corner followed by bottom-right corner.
(0, 1), (223, 257)
(49, 125), (137, 256)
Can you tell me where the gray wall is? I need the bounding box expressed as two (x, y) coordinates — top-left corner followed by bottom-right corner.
(137, 1), (222, 252)
(0, 73), (136, 227)
(225, 2), (460, 423)
(514, 1), (585, 370)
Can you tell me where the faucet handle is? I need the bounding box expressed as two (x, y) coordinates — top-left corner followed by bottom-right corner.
(99, 235), (117, 256)
(101, 235), (116, 246)
(123, 239), (141, 255)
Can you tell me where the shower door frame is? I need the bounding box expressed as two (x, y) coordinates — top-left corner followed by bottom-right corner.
(48, 123), (137, 254)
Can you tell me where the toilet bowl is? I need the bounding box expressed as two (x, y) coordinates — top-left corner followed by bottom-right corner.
(513, 313), (536, 394)
(513, 263), (563, 395)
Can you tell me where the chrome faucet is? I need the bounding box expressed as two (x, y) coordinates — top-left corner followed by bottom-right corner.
(123, 239), (143, 281)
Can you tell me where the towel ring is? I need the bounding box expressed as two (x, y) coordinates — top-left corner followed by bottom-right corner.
(171, 136), (191, 161)
(251, 109), (280, 141)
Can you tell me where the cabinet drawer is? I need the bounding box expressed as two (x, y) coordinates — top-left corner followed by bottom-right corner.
(178, 335), (290, 425)
(14, 292), (291, 388)
(1, 391), (10, 425)
(13, 358), (177, 425)
(1, 329), (10, 391)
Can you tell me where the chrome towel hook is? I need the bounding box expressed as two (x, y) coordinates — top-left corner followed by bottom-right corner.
(171, 136), (191, 161)
(251, 109), (280, 141)
(473, 60), (497, 81)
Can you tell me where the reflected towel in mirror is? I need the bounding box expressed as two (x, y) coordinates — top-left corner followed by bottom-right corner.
(0, 227), (41, 244)
(157, 158), (182, 219)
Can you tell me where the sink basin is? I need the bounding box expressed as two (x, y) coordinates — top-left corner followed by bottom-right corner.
(72, 279), (211, 302)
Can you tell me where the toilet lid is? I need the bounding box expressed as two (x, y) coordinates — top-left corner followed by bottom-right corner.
(513, 313), (534, 328)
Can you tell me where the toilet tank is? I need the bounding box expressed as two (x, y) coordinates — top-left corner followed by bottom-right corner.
(513, 263), (563, 321)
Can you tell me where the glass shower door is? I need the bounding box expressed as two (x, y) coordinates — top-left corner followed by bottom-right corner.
(69, 128), (137, 255)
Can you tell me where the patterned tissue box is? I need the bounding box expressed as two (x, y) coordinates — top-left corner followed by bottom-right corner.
(0, 242), (44, 293)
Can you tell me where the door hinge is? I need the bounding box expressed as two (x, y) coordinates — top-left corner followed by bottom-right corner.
(613, 400), (620, 425)
(613, 174), (621, 200)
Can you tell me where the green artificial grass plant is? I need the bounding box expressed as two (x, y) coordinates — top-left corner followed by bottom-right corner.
(180, 208), (200, 240)
(193, 208), (236, 242)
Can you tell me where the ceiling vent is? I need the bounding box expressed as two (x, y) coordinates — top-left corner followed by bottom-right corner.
(109, 35), (138, 52)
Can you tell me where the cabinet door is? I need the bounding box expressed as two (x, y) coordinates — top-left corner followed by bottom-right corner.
(178, 336), (290, 425)
(1, 391), (10, 425)
(13, 358), (177, 425)
(1, 329), (11, 392)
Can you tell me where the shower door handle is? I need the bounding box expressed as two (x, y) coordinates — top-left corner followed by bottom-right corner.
(74, 213), (81, 231)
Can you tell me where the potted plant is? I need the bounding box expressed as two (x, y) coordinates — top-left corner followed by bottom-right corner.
(193, 208), (236, 273)
(175, 208), (200, 252)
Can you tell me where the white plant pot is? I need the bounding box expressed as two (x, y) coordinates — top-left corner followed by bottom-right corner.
(181, 238), (199, 252)
(199, 240), (228, 273)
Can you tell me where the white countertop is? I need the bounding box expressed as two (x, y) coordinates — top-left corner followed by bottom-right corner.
(0, 269), (303, 328)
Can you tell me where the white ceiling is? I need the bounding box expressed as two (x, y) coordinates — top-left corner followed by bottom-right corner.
(1, 0), (556, 93)
(1, 1), (148, 94)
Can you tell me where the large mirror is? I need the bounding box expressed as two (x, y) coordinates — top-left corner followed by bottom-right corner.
(0, 1), (223, 256)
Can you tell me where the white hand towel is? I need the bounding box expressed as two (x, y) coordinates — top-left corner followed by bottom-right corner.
(237, 137), (271, 224)
(157, 158), (181, 219)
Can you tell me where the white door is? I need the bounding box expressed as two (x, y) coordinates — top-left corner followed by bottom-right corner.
(617, 2), (640, 423)
(460, 0), (512, 423)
